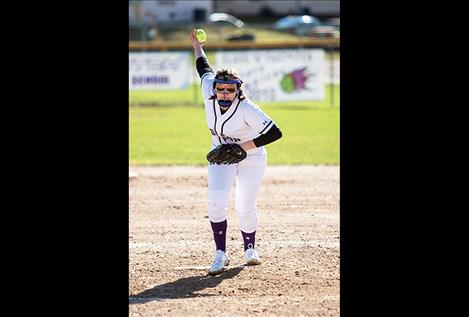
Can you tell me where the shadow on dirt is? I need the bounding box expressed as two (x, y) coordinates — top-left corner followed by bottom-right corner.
(129, 266), (244, 304)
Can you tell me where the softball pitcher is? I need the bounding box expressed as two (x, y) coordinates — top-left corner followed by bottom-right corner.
(189, 29), (283, 275)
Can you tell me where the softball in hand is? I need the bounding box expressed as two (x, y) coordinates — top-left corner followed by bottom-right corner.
(195, 29), (207, 43)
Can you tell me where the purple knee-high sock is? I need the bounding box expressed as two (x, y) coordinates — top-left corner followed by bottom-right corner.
(210, 220), (227, 252)
(241, 231), (256, 251)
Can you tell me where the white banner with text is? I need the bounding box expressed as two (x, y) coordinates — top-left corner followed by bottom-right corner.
(215, 49), (325, 102)
(129, 52), (189, 90)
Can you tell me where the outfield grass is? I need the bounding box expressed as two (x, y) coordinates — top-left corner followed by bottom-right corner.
(130, 86), (339, 165)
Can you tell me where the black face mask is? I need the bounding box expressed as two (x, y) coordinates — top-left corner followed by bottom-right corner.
(213, 77), (243, 108)
(217, 98), (234, 107)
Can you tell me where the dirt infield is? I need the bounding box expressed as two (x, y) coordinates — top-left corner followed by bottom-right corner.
(129, 165), (339, 316)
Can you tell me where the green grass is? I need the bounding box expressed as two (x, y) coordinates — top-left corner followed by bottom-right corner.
(130, 106), (209, 165)
(130, 86), (339, 165)
(258, 102), (339, 165)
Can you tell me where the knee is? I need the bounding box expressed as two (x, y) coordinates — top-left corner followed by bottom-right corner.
(236, 201), (257, 217)
(208, 191), (229, 222)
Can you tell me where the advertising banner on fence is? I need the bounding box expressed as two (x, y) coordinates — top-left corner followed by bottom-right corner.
(215, 49), (325, 102)
(129, 52), (189, 90)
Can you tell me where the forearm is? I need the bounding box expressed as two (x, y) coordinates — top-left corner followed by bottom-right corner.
(240, 124), (283, 151)
(193, 44), (206, 60)
(240, 140), (256, 151)
(196, 56), (214, 78)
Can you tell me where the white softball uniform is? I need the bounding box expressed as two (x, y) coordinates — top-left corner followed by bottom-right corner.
(201, 72), (275, 233)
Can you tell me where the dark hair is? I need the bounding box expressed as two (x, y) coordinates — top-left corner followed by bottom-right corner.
(215, 68), (241, 81)
(209, 68), (246, 100)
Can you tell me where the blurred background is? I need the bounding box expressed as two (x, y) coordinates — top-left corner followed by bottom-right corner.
(129, 0), (339, 43)
(129, 0), (340, 166)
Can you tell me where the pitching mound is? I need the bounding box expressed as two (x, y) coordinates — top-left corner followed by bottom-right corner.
(129, 165), (339, 316)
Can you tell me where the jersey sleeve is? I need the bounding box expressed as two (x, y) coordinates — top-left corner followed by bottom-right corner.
(201, 72), (215, 101)
(244, 100), (275, 135)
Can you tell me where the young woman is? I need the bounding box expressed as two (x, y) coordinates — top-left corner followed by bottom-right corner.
(189, 29), (283, 275)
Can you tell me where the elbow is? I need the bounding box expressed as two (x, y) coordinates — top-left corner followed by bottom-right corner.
(276, 128), (283, 140)
(268, 129), (282, 145)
